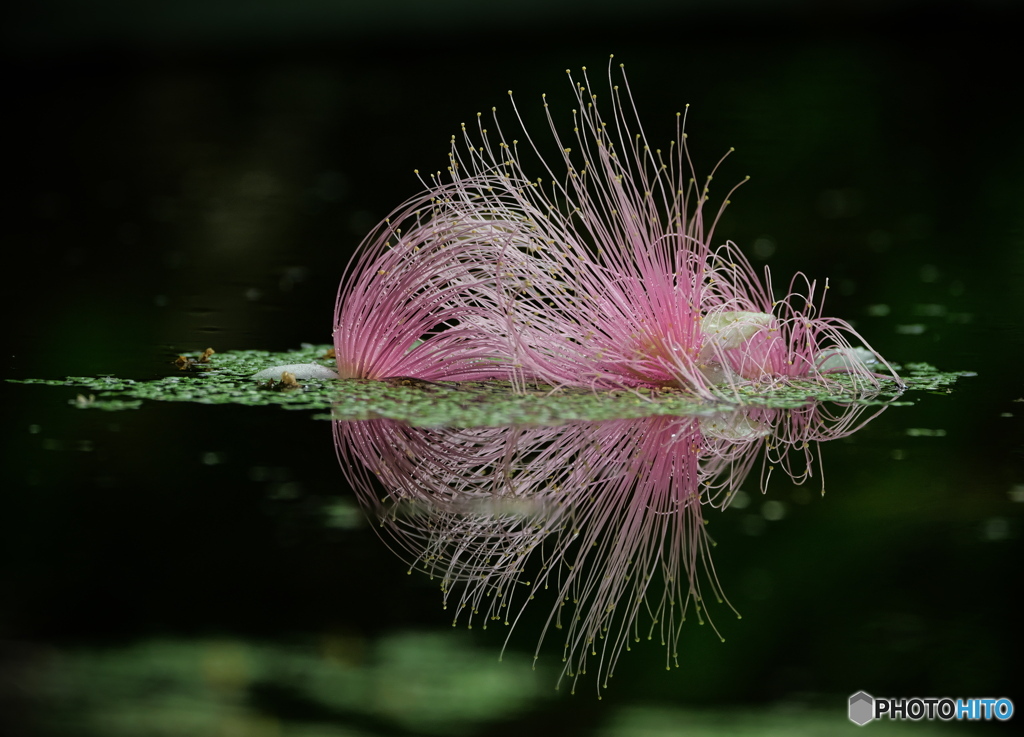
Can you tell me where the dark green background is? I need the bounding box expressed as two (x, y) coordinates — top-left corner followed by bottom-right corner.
(3, 2), (1022, 735)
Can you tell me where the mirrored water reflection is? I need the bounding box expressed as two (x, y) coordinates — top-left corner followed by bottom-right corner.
(334, 401), (887, 694)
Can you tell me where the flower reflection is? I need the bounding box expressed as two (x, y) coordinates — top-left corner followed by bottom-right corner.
(333, 402), (885, 694)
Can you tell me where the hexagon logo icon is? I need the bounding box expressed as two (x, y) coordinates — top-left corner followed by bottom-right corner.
(849, 691), (874, 726)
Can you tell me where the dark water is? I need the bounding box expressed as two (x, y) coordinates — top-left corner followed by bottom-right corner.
(4, 3), (1023, 735)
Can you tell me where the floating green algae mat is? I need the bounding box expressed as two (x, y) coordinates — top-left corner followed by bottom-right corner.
(9, 344), (972, 427)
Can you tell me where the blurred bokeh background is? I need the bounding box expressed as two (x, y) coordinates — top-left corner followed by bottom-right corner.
(3, 1), (1022, 735)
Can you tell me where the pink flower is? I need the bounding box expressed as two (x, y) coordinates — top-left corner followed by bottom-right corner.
(332, 197), (515, 381)
(334, 58), (899, 395)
